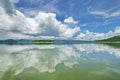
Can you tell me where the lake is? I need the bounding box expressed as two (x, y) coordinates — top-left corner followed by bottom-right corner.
(0, 43), (120, 80)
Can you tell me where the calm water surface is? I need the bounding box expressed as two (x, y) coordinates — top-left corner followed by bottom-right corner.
(0, 44), (120, 80)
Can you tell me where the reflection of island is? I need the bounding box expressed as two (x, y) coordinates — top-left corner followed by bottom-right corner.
(0, 44), (120, 80)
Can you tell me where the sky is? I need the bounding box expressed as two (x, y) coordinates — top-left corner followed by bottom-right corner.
(0, 0), (120, 40)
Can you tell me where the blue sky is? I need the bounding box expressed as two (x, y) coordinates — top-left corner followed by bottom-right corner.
(0, 0), (120, 40)
(14, 0), (120, 33)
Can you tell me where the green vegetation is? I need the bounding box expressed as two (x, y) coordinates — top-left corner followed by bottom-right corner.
(30, 40), (53, 44)
(94, 36), (120, 48)
(96, 36), (120, 42)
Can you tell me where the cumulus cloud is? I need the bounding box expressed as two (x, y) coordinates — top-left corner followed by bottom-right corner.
(75, 29), (120, 40)
(0, 5), (119, 40)
(75, 30), (106, 40)
(0, 0), (19, 15)
(33, 12), (80, 38)
(0, 0), (80, 40)
(64, 17), (78, 24)
(0, 0), (119, 40)
(115, 26), (120, 34)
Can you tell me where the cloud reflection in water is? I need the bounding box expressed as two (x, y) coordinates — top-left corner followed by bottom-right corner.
(0, 44), (120, 76)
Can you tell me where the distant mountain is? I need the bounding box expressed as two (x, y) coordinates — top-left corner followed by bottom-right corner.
(53, 40), (90, 44)
(0, 39), (90, 45)
(1, 36), (119, 45)
(0, 39), (31, 45)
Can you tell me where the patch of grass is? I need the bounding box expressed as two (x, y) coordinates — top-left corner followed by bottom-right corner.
(30, 40), (53, 44)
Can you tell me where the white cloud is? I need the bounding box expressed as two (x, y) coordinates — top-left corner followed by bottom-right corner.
(75, 30), (105, 40)
(0, 0), (119, 40)
(75, 29), (120, 40)
(0, 5), (119, 40)
(88, 11), (108, 18)
(0, 2), (80, 39)
(0, 4), (119, 40)
(64, 17), (78, 24)
(115, 26), (120, 34)
(0, 0), (19, 15)
(16, 0), (61, 17)
(88, 10), (120, 18)
(88, 5), (120, 18)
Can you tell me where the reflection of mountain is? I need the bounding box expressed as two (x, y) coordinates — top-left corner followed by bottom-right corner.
(0, 44), (120, 79)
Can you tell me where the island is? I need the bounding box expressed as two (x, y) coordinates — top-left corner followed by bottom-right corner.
(30, 40), (53, 44)
(0, 39), (53, 45)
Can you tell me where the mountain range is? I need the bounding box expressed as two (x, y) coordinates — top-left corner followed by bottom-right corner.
(0, 36), (119, 45)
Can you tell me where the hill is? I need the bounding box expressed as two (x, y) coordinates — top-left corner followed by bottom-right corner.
(95, 36), (120, 48)
(96, 36), (120, 42)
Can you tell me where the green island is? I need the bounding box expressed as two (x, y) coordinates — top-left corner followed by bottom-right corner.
(94, 36), (120, 48)
(0, 39), (53, 45)
(30, 40), (53, 44)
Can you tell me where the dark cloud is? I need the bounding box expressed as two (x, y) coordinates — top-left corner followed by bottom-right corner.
(0, 0), (16, 15)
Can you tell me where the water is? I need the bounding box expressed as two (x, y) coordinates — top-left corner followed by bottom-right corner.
(0, 43), (120, 80)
